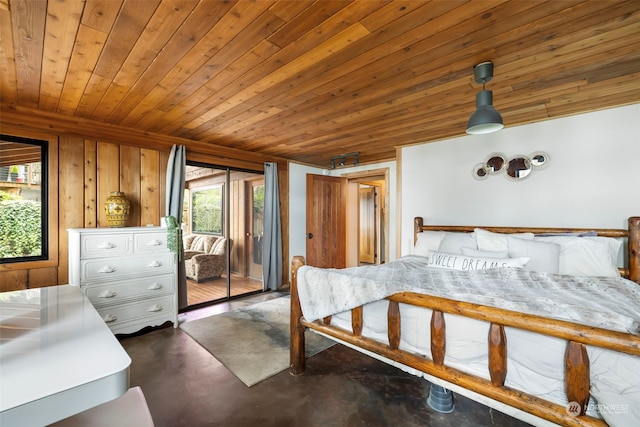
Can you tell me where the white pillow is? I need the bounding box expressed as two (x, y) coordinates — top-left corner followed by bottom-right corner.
(427, 250), (529, 271)
(507, 236), (561, 273)
(475, 228), (535, 252)
(438, 232), (477, 255)
(461, 247), (508, 258)
(412, 231), (446, 257)
(535, 236), (622, 277)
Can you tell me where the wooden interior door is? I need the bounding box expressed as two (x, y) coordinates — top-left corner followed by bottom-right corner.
(358, 186), (376, 264)
(306, 174), (346, 268)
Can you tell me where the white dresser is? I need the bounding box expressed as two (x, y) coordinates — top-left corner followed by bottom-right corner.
(68, 227), (178, 334)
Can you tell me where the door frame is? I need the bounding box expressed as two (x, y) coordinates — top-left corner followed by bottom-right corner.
(343, 168), (389, 267)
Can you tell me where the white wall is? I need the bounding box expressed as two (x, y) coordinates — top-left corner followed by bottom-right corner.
(400, 103), (640, 255)
(288, 160), (398, 269)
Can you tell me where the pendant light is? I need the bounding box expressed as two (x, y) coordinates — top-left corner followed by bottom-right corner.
(466, 61), (504, 135)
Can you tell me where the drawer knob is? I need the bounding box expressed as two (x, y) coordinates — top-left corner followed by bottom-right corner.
(148, 304), (163, 312)
(147, 239), (163, 246)
(148, 283), (163, 290)
(98, 290), (117, 298)
(98, 266), (116, 273)
(97, 242), (116, 249)
(103, 314), (117, 323)
(147, 260), (162, 267)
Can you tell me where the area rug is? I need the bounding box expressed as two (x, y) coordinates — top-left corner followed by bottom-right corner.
(180, 296), (335, 387)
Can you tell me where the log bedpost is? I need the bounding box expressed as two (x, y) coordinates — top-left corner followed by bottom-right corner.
(565, 341), (590, 416)
(414, 217), (424, 245)
(290, 256), (306, 375)
(352, 306), (363, 336)
(488, 323), (507, 387)
(430, 310), (446, 365)
(388, 300), (401, 350)
(629, 217), (640, 284)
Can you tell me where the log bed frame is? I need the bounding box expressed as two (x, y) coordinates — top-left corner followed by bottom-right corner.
(290, 217), (640, 427)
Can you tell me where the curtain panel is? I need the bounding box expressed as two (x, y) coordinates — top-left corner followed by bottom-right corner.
(262, 162), (283, 291)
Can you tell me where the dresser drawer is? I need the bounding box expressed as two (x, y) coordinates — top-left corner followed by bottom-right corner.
(134, 231), (168, 253)
(80, 233), (132, 258)
(80, 253), (175, 282)
(84, 274), (174, 305)
(95, 295), (175, 328)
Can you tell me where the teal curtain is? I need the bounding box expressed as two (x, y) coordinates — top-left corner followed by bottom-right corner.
(262, 162), (282, 290)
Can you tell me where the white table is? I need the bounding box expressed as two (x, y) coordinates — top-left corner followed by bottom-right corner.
(0, 285), (131, 427)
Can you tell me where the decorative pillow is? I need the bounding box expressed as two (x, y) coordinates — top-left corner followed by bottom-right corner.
(534, 236), (622, 277)
(507, 236), (561, 273)
(437, 232), (477, 255)
(427, 250), (529, 271)
(412, 231), (446, 257)
(475, 228), (535, 252)
(461, 247), (509, 258)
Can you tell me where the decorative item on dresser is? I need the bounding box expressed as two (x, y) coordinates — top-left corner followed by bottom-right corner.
(68, 227), (178, 334)
(104, 191), (131, 227)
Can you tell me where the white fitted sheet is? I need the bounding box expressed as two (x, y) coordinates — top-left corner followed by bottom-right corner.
(329, 300), (640, 427)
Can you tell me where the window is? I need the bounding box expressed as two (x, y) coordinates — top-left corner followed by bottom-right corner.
(0, 135), (48, 263)
(191, 185), (223, 234)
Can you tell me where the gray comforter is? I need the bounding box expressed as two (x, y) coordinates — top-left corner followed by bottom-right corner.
(296, 255), (640, 335)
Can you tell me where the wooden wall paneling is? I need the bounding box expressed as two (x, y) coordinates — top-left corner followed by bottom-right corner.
(0, 270), (27, 292)
(97, 142), (120, 227)
(159, 149), (169, 218)
(29, 266), (58, 287)
(140, 148), (161, 226)
(57, 135), (85, 284)
(84, 140), (98, 227)
(119, 145), (141, 226)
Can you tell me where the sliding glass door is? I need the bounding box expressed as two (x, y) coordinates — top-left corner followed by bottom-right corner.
(183, 164), (264, 308)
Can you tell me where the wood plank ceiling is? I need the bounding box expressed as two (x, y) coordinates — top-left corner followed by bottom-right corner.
(1, 0), (639, 168)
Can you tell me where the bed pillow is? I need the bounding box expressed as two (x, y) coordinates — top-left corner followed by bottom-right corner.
(412, 231), (446, 257)
(475, 228), (535, 252)
(534, 235), (622, 277)
(427, 250), (529, 271)
(461, 247), (509, 258)
(507, 236), (561, 273)
(437, 232), (476, 255)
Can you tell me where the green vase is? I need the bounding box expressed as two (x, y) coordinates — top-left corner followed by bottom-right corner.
(104, 191), (131, 227)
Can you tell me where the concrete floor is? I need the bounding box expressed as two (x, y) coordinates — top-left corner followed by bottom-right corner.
(119, 292), (532, 427)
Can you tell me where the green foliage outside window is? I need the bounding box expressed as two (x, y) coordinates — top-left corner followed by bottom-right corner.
(0, 193), (42, 258)
(192, 185), (223, 234)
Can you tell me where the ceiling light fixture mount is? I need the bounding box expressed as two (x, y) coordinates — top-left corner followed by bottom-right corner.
(466, 61), (504, 135)
(330, 152), (360, 169)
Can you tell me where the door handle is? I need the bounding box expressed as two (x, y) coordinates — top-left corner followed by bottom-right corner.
(307, 232), (313, 239)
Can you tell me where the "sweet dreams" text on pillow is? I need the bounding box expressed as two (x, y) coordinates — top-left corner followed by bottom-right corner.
(427, 251), (529, 271)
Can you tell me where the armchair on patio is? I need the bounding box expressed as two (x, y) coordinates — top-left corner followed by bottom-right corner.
(183, 235), (232, 282)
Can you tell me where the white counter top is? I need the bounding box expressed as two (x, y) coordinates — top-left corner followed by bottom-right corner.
(0, 285), (131, 426)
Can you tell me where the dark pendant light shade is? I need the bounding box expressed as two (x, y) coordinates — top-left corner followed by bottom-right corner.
(466, 90), (503, 134)
(466, 62), (503, 135)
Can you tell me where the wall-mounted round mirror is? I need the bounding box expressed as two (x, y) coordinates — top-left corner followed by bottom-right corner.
(484, 152), (507, 174)
(472, 163), (489, 180)
(505, 156), (532, 180)
(530, 151), (550, 169)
